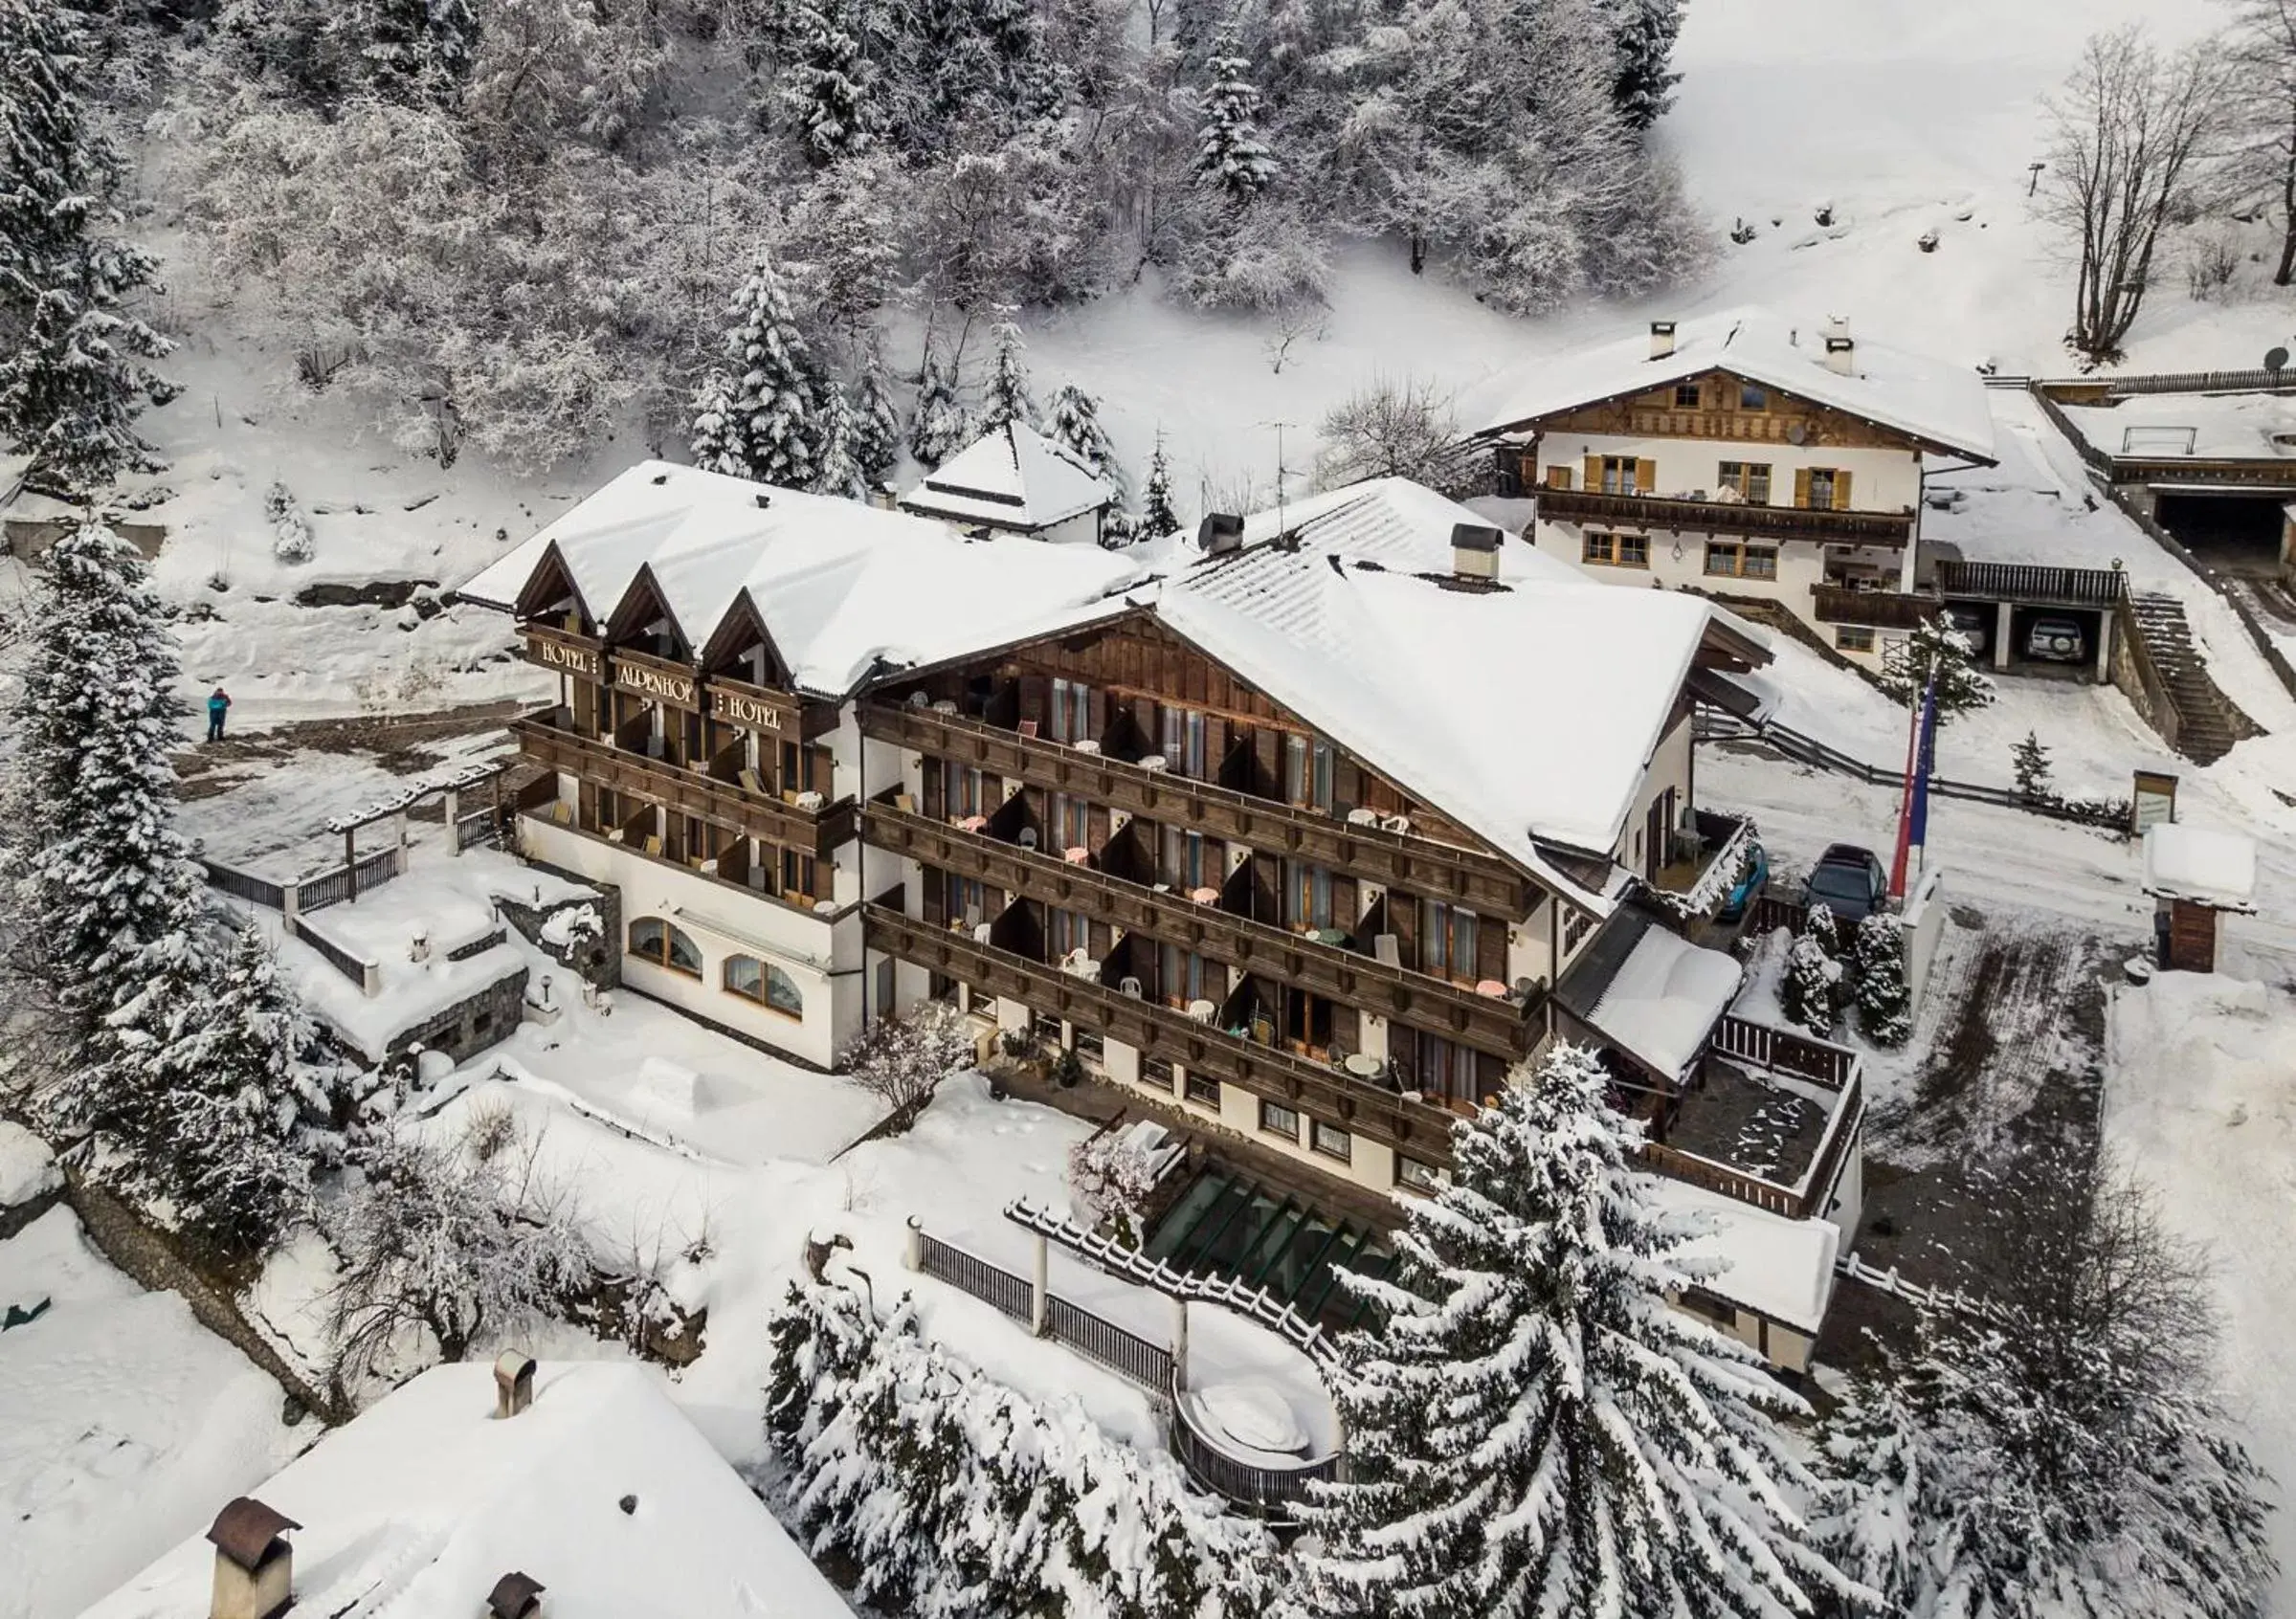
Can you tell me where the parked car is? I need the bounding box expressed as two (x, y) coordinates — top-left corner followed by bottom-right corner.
(1941, 603), (1991, 656)
(2026, 615), (2086, 663)
(1717, 839), (1769, 923)
(1802, 843), (1887, 923)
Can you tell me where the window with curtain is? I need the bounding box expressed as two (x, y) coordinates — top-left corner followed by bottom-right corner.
(1050, 792), (1090, 852)
(944, 761), (984, 818)
(1162, 826), (1208, 891)
(1160, 943), (1213, 1008)
(627, 917), (702, 978)
(724, 954), (804, 1016)
(1160, 706), (1207, 777)
(1051, 907), (1091, 959)
(1283, 734), (1336, 810)
(1285, 860), (1334, 930)
(1420, 899), (1479, 983)
(1049, 677), (1091, 743)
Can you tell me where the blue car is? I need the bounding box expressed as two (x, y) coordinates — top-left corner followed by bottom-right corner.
(1717, 840), (1769, 923)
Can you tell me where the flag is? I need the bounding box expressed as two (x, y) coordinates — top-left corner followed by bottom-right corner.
(1888, 675), (1937, 900)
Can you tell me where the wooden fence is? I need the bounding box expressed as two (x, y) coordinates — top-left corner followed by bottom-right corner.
(296, 846), (405, 912)
(1710, 1012), (1857, 1090)
(455, 807), (504, 852)
(1930, 560), (2126, 608)
(200, 859), (284, 910)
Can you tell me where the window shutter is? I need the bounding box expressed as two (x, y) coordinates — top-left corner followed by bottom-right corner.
(1833, 469), (1853, 510)
(1088, 687), (1108, 738)
(1636, 457), (1658, 495)
(1018, 676), (1048, 728)
(1391, 890), (1417, 966)
(1088, 805), (1111, 854)
(1583, 455), (1602, 491)
(1334, 758), (1362, 813)
(923, 871), (947, 927)
(1477, 915), (1507, 986)
(1794, 468), (1813, 509)
(1250, 853), (1279, 925)
(1335, 876), (1360, 934)
(1546, 463), (1573, 491)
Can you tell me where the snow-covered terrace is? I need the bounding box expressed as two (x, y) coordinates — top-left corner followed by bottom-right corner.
(2057, 389), (2296, 469)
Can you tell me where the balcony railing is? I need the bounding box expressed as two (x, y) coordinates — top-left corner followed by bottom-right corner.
(512, 710), (856, 857)
(1929, 560), (2127, 608)
(858, 701), (1528, 914)
(1645, 809), (1755, 917)
(864, 795), (1543, 1056)
(863, 900), (1462, 1164)
(1810, 583), (1941, 629)
(1537, 487), (1917, 546)
(1633, 1071), (1862, 1222)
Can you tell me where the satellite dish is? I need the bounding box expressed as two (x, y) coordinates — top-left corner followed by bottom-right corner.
(2267, 345), (2289, 373)
(1786, 421), (1809, 446)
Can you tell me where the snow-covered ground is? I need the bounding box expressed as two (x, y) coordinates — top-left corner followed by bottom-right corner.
(2106, 972), (2296, 1608)
(0, 1209), (305, 1619)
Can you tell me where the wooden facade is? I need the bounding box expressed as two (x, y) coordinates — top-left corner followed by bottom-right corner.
(1507, 366), (1947, 456)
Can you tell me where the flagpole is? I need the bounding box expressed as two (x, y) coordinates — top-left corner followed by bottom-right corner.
(1888, 670), (1925, 901)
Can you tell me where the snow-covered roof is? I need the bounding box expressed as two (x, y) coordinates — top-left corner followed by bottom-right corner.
(2142, 821), (2259, 912)
(2057, 390), (2296, 468)
(1236, 477), (1587, 585)
(1158, 530), (1728, 906)
(1579, 922), (1744, 1081)
(82, 1361), (853, 1619)
(1467, 306), (1998, 463)
(899, 421), (1117, 533)
(1642, 1178), (1840, 1335)
(458, 461), (1145, 698)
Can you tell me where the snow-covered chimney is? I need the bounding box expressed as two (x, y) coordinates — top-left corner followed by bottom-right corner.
(488, 1572), (546, 1619)
(1649, 320), (1677, 360)
(208, 1497), (298, 1619)
(1197, 513), (1243, 556)
(494, 1350), (538, 1419)
(1825, 334), (1857, 376)
(1449, 522), (1503, 582)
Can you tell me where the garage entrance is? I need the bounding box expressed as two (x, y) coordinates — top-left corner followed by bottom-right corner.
(2151, 489), (2291, 576)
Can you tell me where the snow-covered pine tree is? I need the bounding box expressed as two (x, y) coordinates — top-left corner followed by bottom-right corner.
(813, 379), (867, 500)
(11, 521), (217, 1146)
(850, 344), (903, 488)
(1044, 381), (1123, 496)
(267, 481), (315, 564)
(977, 316), (1035, 432)
(145, 922), (328, 1251)
(688, 369), (747, 476)
(1606, 0), (1684, 130)
(909, 346), (971, 466)
(0, 0), (176, 493)
(782, 0), (882, 165)
(1303, 1041), (1861, 1619)
(1879, 612), (1996, 727)
(723, 250), (825, 488)
(1779, 904), (1841, 1035)
(1852, 912), (1912, 1048)
(2011, 728), (2054, 799)
(1192, 23), (1276, 208)
(1138, 431), (1181, 538)
(363, 0), (479, 104)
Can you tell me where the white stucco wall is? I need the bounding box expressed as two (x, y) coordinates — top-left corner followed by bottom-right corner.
(1531, 434), (1923, 515)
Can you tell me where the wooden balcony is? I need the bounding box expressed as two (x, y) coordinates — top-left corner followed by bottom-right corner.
(1810, 584), (1940, 630)
(1537, 487), (1916, 546)
(858, 701), (1527, 914)
(863, 796), (1544, 1057)
(861, 901), (1461, 1166)
(1929, 560), (2127, 609)
(511, 712), (857, 857)
(707, 672), (841, 741)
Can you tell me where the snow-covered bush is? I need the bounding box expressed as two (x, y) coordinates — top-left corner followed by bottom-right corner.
(1065, 1124), (1165, 1242)
(766, 1279), (1281, 1619)
(1779, 905), (1843, 1035)
(837, 1003), (974, 1127)
(1853, 913), (1912, 1047)
(1173, 199), (1330, 312)
(1304, 1042), (1860, 1617)
(266, 480), (314, 564)
(323, 1120), (593, 1382)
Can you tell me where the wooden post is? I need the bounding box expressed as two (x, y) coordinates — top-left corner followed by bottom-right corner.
(1031, 1231), (1049, 1337)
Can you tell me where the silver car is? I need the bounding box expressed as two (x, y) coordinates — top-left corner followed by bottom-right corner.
(2026, 616), (2085, 663)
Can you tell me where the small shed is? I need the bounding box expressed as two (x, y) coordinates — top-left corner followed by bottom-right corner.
(2141, 822), (2257, 973)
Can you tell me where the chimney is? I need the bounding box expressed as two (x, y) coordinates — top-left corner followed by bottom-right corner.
(488, 1572), (546, 1619)
(208, 1497), (298, 1619)
(1649, 320), (1677, 360)
(494, 1349), (538, 1419)
(1197, 513), (1243, 556)
(1449, 522), (1503, 582)
(1824, 334), (1857, 376)
(1824, 313), (1851, 342)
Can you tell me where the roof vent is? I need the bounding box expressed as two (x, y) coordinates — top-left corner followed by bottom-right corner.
(1450, 522), (1503, 582)
(650, 473), (669, 485)
(1198, 513), (1243, 556)
(1825, 313), (1851, 342)
(754, 492), (771, 509)
(1824, 334), (1857, 376)
(495, 1350), (538, 1419)
(208, 1497), (298, 1619)
(1649, 321), (1677, 360)
(487, 1571), (546, 1619)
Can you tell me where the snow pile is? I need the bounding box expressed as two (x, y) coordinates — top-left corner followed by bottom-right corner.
(2142, 821), (2259, 912)
(1638, 1177), (1839, 1334)
(0, 1123), (58, 1209)
(82, 1361), (849, 1619)
(535, 902), (600, 949)
(1582, 924), (1744, 1079)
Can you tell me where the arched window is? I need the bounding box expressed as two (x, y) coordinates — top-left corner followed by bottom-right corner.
(627, 917), (702, 978)
(724, 954), (804, 1017)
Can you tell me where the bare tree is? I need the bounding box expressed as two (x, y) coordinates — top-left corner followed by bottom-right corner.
(2222, 0), (2296, 284)
(1312, 375), (1460, 490)
(838, 1003), (974, 1128)
(2040, 29), (2228, 364)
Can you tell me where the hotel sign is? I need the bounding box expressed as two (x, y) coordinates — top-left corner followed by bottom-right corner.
(710, 685), (788, 731)
(614, 657), (700, 710)
(524, 632), (601, 679)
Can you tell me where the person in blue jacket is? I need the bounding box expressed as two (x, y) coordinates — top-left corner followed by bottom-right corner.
(207, 686), (231, 743)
